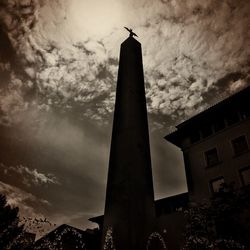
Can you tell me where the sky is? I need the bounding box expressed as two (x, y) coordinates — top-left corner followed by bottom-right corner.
(0, 0), (250, 237)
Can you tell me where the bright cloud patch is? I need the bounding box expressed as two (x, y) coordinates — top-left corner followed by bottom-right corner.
(0, 163), (60, 187)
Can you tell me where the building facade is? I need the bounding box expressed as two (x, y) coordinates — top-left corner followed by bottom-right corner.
(165, 86), (250, 201)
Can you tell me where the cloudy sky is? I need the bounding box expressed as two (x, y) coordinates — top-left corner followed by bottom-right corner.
(0, 0), (250, 237)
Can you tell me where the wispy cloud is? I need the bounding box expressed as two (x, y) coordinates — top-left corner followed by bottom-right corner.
(0, 180), (47, 217)
(0, 163), (60, 187)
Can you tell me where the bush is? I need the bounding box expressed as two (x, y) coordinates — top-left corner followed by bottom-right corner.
(182, 184), (250, 250)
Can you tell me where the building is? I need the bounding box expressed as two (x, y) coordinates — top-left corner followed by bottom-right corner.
(165, 86), (250, 201)
(89, 193), (188, 250)
(32, 224), (100, 250)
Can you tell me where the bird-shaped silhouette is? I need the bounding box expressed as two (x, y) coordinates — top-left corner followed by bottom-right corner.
(124, 27), (138, 37)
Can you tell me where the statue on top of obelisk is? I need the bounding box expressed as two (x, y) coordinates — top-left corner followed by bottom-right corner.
(124, 27), (138, 37)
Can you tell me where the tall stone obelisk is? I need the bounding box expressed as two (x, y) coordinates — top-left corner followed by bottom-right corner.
(101, 34), (156, 250)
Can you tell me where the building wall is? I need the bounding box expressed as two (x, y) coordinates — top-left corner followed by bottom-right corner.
(183, 118), (250, 200)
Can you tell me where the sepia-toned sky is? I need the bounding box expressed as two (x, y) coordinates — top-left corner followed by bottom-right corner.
(0, 0), (250, 236)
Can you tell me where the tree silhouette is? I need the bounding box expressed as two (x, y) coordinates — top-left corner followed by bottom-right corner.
(0, 193), (26, 249)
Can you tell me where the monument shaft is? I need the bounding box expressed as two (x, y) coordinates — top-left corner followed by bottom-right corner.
(102, 37), (155, 250)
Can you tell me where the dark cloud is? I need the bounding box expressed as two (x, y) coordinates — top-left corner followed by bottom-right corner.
(0, 180), (50, 222)
(0, 108), (110, 231)
(0, 28), (16, 66)
(150, 130), (187, 198)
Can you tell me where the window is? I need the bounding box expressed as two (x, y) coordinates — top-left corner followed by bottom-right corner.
(225, 111), (239, 126)
(232, 135), (249, 155)
(210, 177), (225, 193)
(239, 107), (250, 120)
(213, 118), (225, 132)
(205, 148), (219, 167)
(201, 124), (213, 138)
(190, 130), (200, 144)
(239, 167), (250, 186)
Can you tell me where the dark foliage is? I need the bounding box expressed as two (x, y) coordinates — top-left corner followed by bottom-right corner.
(182, 184), (250, 250)
(0, 193), (30, 250)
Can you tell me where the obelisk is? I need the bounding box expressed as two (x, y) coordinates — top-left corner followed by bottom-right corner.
(101, 33), (155, 250)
